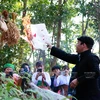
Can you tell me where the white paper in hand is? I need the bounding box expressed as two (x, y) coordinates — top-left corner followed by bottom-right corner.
(30, 23), (51, 50)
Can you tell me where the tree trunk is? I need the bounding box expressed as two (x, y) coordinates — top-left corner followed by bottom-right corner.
(95, 0), (100, 58)
(38, 50), (46, 64)
(19, 0), (28, 66)
(22, 0), (27, 17)
(82, 14), (84, 35)
(98, 24), (100, 58)
(50, 0), (62, 69)
(97, 24), (100, 58)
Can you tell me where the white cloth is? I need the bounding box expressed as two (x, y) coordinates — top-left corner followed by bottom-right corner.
(32, 72), (51, 86)
(21, 23), (51, 50)
(29, 82), (69, 100)
(56, 75), (70, 87)
(30, 23), (51, 50)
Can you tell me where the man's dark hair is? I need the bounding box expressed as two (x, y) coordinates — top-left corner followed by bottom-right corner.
(52, 65), (60, 71)
(36, 61), (43, 67)
(21, 63), (31, 71)
(77, 36), (94, 49)
(62, 65), (69, 70)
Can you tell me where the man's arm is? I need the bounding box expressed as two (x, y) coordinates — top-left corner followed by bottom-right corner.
(50, 46), (79, 64)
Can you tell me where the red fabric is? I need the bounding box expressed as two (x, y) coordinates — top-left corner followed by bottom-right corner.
(13, 74), (22, 86)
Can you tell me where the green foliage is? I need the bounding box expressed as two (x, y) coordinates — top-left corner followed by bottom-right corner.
(0, 72), (75, 100)
(0, 40), (32, 71)
(0, 0), (22, 12)
(0, 72), (40, 100)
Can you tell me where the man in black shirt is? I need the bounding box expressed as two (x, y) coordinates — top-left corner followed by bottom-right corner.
(48, 36), (100, 100)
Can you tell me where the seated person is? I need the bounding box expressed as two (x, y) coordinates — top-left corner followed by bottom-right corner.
(19, 63), (32, 76)
(19, 63), (32, 92)
(32, 61), (51, 89)
(3, 63), (21, 86)
(56, 65), (70, 96)
(50, 65), (61, 93)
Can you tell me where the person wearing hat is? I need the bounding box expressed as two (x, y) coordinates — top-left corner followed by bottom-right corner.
(47, 36), (100, 100)
(4, 63), (22, 86)
(4, 63), (15, 77)
(32, 61), (51, 89)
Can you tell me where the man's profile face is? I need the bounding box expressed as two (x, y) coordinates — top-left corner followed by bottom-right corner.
(53, 69), (60, 76)
(76, 40), (84, 53)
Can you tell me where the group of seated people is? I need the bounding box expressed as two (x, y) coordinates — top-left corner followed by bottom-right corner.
(51, 65), (70, 96)
(3, 61), (71, 97)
